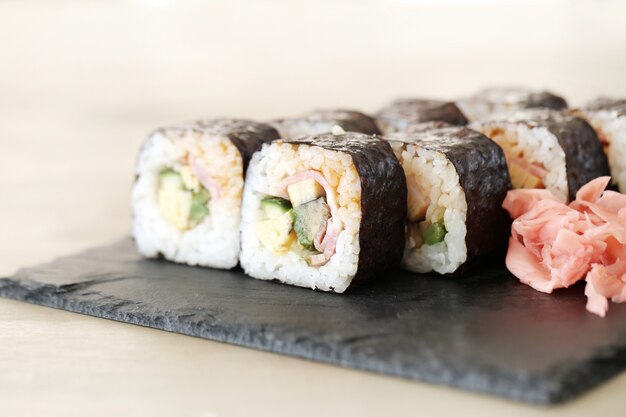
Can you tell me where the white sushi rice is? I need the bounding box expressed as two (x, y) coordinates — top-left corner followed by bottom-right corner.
(132, 127), (243, 268)
(456, 96), (524, 122)
(456, 99), (496, 122)
(577, 110), (626, 192)
(240, 142), (362, 293)
(456, 87), (555, 122)
(471, 121), (569, 201)
(271, 119), (340, 139)
(390, 142), (467, 274)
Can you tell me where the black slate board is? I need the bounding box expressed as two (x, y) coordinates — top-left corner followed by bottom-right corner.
(2, 238), (626, 405)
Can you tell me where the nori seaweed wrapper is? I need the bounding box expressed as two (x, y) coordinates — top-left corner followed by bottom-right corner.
(151, 118), (280, 172)
(390, 127), (512, 271)
(270, 110), (380, 139)
(401, 120), (454, 133)
(497, 110), (611, 200)
(581, 97), (626, 117)
(468, 87), (568, 111)
(376, 99), (468, 134)
(280, 132), (407, 287)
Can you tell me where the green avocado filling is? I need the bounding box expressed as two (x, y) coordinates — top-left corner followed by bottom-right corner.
(293, 197), (330, 251)
(159, 169), (183, 189)
(419, 221), (447, 245)
(158, 168), (211, 230)
(189, 188), (210, 227)
(261, 197), (292, 219)
(257, 179), (331, 256)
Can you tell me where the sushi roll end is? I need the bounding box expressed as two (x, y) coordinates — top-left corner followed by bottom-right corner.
(240, 132), (407, 292)
(132, 119), (279, 268)
(389, 126), (511, 274)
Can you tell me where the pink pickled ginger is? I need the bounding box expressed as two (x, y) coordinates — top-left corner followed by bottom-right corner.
(503, 177), (626, 317)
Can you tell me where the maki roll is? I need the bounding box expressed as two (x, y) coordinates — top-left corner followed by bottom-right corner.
(388, 127), (511, 274)
(240, 132), (407, 292)
(132, 119), (280, 268)
(573, 98), (626, 192)
(270, 109), (380, 138)
(457, 86), (568, 121)
(471, 110), (610, 202)
(376, 99), (468, 135)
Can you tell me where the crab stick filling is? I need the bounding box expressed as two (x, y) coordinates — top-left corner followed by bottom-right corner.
(157, 156), (221, 230)
(255, 170), (343, 266)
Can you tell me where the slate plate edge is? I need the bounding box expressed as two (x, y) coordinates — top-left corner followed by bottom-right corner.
(1, 272), (623, 406)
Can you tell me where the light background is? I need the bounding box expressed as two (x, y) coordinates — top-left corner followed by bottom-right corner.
(1, 0), (626, 415)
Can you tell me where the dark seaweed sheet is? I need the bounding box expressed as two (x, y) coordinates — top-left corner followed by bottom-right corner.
(400, 120), (454, 133)
(582, 97), (626, 118)
(390, 127), (512, 270)
(271, 109), (380, 138)
(496, 111), (611, 201)
(376, 99), (468, 135)
(544, 116), (611, 199)
(469, 87), (568, 111)
(282, 133), (407, 287)
(524, 92), (568, 110)
(148, 119), (280, 173)
(138, 119), (279, 185)
(193, 119), (280, 171)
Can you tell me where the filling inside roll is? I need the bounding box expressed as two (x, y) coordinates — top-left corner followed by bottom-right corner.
(472, 123), (568, 201)
(132, 129), (244, 267)
(390, 142), (467, 274)
(578, 111), (626, 192)
(156, 166), (211, 230)
(255, 172), (340, 266)
(240, 142), (361, 292)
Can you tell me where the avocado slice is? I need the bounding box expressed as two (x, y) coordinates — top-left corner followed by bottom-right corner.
(256, 210), (296, 254)
(287, 178), (325, 207)
(261, 197), (292, 219)
(159, 169), (184, 190)
(194, 188), (210, 204)
(419, 221), (447, 245)
(293, 197), (330, 251)
(158, 169), (190, 229)
(188, 188), (210, 226)
(158, 168), (211, 229)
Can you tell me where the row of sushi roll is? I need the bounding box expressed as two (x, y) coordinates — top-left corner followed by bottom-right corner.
(132, 87), (626, 313)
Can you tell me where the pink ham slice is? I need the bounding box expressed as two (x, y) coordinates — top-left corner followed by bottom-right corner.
(189, 156), (223, 199)
(503, 176), (626, 317)
(281, 170), (343, 265)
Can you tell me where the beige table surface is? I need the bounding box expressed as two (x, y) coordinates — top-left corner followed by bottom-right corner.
(2, 1), (626, 415)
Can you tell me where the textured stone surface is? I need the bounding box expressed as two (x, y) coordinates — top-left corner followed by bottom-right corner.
(2, 238), (626, 405)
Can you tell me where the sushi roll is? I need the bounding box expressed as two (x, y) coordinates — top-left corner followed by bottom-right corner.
(376, 99), (468, 135)
(388, 127), (511, 274)
(573, 98), (626, 192)
(240, 132), (407, 292)
(471, 110), (610, 202)
(457, 86), (568, 121)
(132, 118), (280, 268)
(270, 109), (380, 138)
